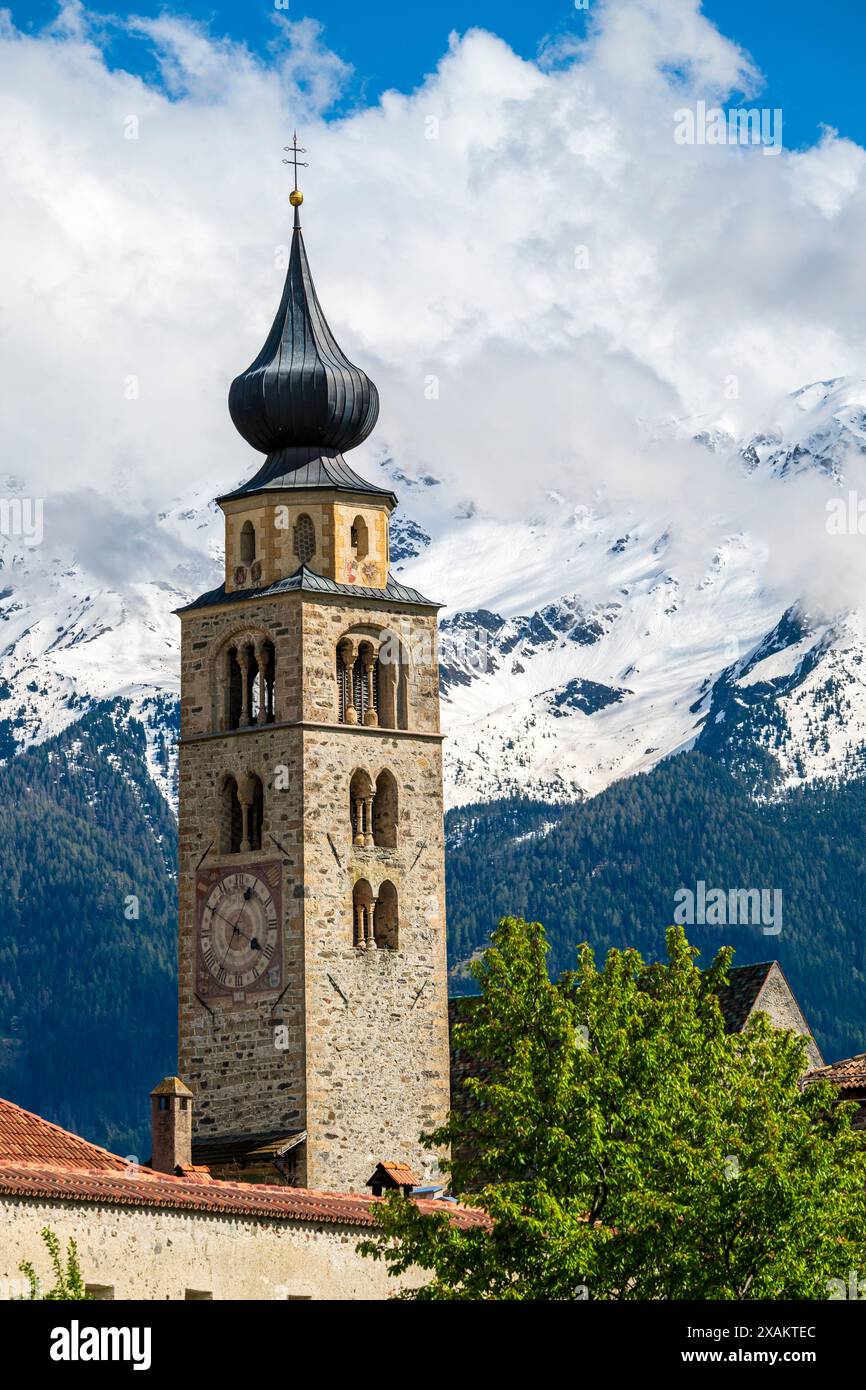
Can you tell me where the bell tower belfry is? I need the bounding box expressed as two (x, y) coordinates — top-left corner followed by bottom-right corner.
(175, 158), (450, 1193)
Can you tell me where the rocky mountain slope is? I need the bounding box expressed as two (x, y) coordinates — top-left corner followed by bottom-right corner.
(2, 377), (866, 815)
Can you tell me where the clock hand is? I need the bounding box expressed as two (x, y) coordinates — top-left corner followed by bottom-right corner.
(217, 889), (257, 971)
(210, 904), (261, 947)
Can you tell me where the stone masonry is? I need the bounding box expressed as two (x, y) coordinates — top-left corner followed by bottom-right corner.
(177, 488), (451, 1194)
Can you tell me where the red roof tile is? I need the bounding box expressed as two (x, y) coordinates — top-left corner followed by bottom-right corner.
(806, 1052), (866, 1093)
(366, 1161), (420, 1188)
(0, 1097), (131, 1173)
(0, 1164), (489, 1228)
(0, 1094), (489, 1230)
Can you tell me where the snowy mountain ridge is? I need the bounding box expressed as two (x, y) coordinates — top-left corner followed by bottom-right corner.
(3, 377), (866, 811)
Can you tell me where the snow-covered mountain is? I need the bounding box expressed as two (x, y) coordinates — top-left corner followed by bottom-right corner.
(4, 376), (866, 812)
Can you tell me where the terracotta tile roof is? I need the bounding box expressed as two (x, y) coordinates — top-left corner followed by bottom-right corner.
(366, 1162), (419, 1189)
(806, 1052), (866, 1094)
(0, 1093), (488, 1229)
(0, 1164), (489, 1229)
(0, 1097), (130, 1173)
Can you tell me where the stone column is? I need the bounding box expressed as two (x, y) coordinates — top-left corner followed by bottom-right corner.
(364, 794), (374, 847)
(368, 899), (378, 949)
(353, 798), (366, 846)
(238, 645), (251, 728)
(363, 654), (378, 727)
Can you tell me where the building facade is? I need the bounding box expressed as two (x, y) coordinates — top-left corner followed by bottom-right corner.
(175, 181), (451, 1193)
(0, 1096), (484, 1300)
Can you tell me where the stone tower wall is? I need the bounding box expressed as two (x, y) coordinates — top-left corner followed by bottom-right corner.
(177, 585), (450, 1192)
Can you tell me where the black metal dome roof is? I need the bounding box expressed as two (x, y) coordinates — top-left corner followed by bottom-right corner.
(228, 207), (380, 456)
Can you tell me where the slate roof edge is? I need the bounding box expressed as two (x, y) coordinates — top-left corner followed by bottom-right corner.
(176, 565), (440, 614)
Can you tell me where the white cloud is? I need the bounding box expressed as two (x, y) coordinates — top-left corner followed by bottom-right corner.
(1, 0), (866, 614)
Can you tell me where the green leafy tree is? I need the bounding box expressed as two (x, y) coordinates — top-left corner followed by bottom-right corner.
(361, 919), (866, 1299)
(18, 1227), (91, 1300)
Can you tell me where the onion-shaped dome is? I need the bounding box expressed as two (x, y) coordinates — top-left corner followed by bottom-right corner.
(229, 207), (379, 456)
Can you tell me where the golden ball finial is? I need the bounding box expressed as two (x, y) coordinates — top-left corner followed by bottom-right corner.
(290, 189), (304, 207)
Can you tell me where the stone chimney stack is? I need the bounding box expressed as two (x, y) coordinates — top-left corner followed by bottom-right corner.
(150, 1076), (193, 1175)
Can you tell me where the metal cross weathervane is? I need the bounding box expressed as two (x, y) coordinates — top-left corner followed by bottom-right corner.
(282, 132), (308, 205)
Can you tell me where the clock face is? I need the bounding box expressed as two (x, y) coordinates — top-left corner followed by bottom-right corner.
(196, 862), (282, 1002)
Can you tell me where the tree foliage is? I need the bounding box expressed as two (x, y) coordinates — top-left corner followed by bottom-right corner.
(446, 753), (866, 1063)
(362, 919), (866, 1299)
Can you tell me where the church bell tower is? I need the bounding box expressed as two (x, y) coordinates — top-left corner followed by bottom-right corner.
(175, 149), (450, 1193)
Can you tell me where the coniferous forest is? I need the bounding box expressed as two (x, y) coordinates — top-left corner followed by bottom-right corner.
(446, 752), (866, 1065)
(0, 703), (177, 1157)
(0, 703), (864, 1154)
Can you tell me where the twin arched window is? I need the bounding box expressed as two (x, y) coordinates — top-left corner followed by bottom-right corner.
(352, 879), (398, 950)
(225, 639), (275, 730)
(337, 639), (378, 726)
(349, 768), (398, 847)
(336, 635), (408, 729)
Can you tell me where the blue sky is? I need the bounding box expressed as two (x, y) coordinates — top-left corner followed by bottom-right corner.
(17, 0), (866, 150)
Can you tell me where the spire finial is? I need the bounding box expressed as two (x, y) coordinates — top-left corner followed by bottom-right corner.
(282, 131), (308, 209)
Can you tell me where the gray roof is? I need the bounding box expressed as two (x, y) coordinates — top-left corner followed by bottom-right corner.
(177, 564), (438, 614)
(227, 206), (379, 457)
(715, 962), (775, 1032)
(218, 445), (396, 506)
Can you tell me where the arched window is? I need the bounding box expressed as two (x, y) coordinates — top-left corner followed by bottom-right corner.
(350, 515), (369, 559)
(293, 514), (315, 566)
(225, 639), (275, 731)
(221, 776), (244, 854)
(352, 879), (374, 949)
(375, 633), (408, 731)
(372, 770), (398, 848)
(336, 638), (380, 726)
(220, 773), (264, 854)
(336, 641), (352, 723)
(374, 881), (399, 950)
(248, 775), (264, 852)
(352, 642), (378, 726)
(349, 769), (374, 846)
(240, 520), (256, 564)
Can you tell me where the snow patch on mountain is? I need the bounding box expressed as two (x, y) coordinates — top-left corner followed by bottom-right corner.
(3, 379), (866, 813)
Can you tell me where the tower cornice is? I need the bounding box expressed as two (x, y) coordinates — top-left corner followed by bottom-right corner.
(176, 565), (440, 617)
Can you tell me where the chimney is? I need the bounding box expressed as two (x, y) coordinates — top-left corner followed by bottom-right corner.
(149, 1076), (193, 1175)
(365, 1161), (419, 1198)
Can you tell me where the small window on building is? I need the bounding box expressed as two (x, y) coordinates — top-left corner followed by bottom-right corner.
(158, 1096), (170, 1112)
(372, 770), (398, 848)
(86, 1284), (115, 1301)
(374, 880), (399, 950)
(352, 879), (374, 950)
(185, 1289), (213, 1300)
(293, 513), (316, 566)
(349, 769), (374, 845)
(350, 515), (369, 559)
(240, 520), (256, 564)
